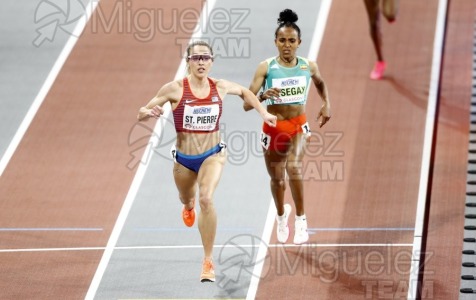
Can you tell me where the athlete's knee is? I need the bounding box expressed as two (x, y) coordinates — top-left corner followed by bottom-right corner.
(198, 191), (214, 213)
(270, 178), (285, 189)
(286, 161), (303, 180)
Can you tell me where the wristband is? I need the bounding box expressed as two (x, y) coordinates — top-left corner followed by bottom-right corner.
(259, 92), (265, 102)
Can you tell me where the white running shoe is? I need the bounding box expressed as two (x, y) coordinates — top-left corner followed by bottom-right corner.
(276, 204), (292, 243)
(294, 217), (309, 245)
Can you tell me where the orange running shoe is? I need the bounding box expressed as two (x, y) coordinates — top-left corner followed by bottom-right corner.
(182, 201), (195, 227)
(200, 258), (215, 282)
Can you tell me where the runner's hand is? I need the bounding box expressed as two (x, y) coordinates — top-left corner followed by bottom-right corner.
(317, 105), (331, 128)
(149, 105), (164, 119)
(262, 87), (281, 100)
(263, 112), (277, 127)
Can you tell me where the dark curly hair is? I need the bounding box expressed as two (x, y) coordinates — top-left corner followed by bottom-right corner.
(275, 9), (301, 39)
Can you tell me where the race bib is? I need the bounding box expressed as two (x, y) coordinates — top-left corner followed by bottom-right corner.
(260, 132), (271, 150)
(183, 104), (219, 131)
(271, 76), (307, 104)
(301, 122), (311, 136)
(170, 145), (177, 162)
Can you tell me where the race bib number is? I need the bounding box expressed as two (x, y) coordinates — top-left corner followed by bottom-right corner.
(271, 76), (307, 104)
(301, 122), (311, 136)
(260, 132), (271, 150)
(183, 104), (219, 131)
(170, 145), (177, 162)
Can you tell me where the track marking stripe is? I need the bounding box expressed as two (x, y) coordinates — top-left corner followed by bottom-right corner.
(0, 243), (413, 253)
(407, 0), (448, 298)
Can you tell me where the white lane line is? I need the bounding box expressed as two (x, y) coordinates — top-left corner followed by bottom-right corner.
(247, 200), (279, 300)
(407, 0), (448, 299)
(0, 0), (99, 177)
(0, 227), (103, 231)
(246, 1), (333, 299)
(83, 1), (217, 299)
(307, 0), (332, 62)
(0, 247), (106, 253)
(0, 243), (413, 253)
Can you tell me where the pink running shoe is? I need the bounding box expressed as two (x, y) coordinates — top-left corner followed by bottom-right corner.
(370, 61), (386, 80)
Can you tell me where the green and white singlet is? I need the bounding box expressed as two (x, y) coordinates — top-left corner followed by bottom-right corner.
(263, 56), (312, 106)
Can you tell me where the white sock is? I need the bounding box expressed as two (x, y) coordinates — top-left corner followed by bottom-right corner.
(296, 214), (306, 221)
(277, 213), (286, 222)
